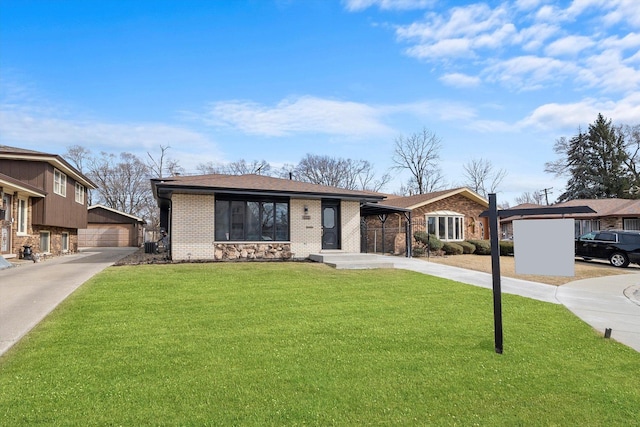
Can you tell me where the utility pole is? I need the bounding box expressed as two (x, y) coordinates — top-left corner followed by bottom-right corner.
(540, 187), (553, 205)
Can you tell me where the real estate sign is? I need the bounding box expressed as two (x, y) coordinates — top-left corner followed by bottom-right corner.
(513, 218), (575, 277)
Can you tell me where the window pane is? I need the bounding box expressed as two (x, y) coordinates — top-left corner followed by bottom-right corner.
(438, 217), (446, 239)
(215, 200), (230, 240)
(427, 217), (436, 235)
(323, 207), (335, 229)
(275, 203), (289, 240)
(447, 217), (454, 239)
(230, 201), (245, 240)
(40, 232), (50, 253)
(260, 202), (274, 240)
(18, 199), (27, 234)
(246, 202), (261, 241)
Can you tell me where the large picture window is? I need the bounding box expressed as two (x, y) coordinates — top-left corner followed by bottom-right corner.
(426, 211), (464, 241)
(215, 197), (289, 241)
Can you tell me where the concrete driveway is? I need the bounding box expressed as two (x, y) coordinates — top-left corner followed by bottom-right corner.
(0, 247), (137, 356)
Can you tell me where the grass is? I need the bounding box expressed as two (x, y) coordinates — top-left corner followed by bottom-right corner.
(1, 263), (639, 425)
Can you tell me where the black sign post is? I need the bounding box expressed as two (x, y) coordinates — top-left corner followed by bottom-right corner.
(480, 200), (596, 355)
(488, 194), (503, 354)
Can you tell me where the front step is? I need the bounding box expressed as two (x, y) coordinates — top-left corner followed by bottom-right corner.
(309, 253), (396, 269)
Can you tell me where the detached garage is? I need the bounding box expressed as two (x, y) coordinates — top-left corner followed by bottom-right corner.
(78, 205), (145, 247)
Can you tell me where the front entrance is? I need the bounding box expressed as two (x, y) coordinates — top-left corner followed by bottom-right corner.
(1, 193), (12, 254)
(321, 200), (341, 250)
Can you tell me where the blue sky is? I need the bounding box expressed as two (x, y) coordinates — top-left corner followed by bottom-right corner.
(1, 0), (639, 205)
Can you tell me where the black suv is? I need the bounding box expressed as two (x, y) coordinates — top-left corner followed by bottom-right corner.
(575, 230), (640, 268)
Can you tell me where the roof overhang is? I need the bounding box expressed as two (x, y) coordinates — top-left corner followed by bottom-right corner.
(88, 204), (145, 223)
(361, 202), (412, 217)
(152, 179), (386, 209)
(0, 174), (47, 197)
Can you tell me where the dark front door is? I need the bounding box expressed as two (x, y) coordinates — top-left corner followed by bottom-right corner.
(322, 200), (341, 250)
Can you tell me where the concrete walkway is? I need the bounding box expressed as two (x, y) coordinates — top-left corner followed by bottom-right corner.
(313, 253), (640, 352)
(0, 247), (137, 356)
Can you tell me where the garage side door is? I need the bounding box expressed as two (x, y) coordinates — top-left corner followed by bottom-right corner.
(78, 224), (133, 247)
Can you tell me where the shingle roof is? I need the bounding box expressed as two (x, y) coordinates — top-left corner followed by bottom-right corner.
(152, 173), (387, 201)
(381, 187), (488, 209)
(555, 198), (640, 216)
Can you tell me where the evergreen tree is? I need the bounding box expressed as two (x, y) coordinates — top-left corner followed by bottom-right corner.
(548, 114), (632, 202)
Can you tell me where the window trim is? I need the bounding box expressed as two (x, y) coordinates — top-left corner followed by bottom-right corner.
(75, 182), (85, 204)
(426, 211), (465, 242)
(215, 196), (290, 242)
(17, 197), (28, 235)
(54, 168), (67, 197)
(40, 231), (51, 254)
(61, 232), (69, 253)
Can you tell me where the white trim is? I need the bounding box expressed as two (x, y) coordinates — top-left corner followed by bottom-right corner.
(17, 197), (28, 235)
(40, 230), (51, 254)
(54, 168), (67, 197)
(88, 204), (145, 222)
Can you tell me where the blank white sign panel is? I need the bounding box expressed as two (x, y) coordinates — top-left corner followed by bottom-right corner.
(513, 219), (575, 277)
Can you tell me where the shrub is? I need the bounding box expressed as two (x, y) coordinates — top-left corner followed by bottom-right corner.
(466, 239), (491, 255)
(459, 241), (476, 254)
(413, 232), (444, 252)
(499, 240), (514, 256)
(443, 242), (464, 255)
(412, 247), (425, 257)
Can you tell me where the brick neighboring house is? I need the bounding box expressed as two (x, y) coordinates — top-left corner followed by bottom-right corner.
(363, 187), (490, 254)
(0, 145), (97, 259)
(499, 198), (640, 239)
(151, 173), (387, 261)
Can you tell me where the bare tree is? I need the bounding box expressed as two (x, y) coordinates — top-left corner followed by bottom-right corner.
(514, 191), (545, 205)
(64, 145), (92, 172)
(462, 158), (507, 198)
(293, 154), (389, 191)
(196, 161), (224, 175)
(147, 145), (184, 178)
(392, 128), (443, 194)
(226, 159), (271, 175)
(87, 152), (152, 218)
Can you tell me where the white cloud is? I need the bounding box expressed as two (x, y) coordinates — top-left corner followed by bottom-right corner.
(485, 55), (577, 91)
(0, 102), (219, 164)
(544, 35), (595, 57)
(439, 72), (481, 88)
(519, 93), (640, 130)
(343, 0), (433, 12)
(204, 96), (394, 137)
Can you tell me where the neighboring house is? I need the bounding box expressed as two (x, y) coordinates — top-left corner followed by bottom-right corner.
(78, 205), (145, 247)
(0, 145), (97, 259)
(363, 187), (490, 254)
(151, 173), (387, 261)
(499, 199), (640, 239)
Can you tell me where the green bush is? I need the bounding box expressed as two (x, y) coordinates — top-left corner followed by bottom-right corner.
(466, 239), (491, 255)
(413, 232), (444, 252)
(412, 247), (425, 257)
(499, 240), (514, 256)
(459, 241), (476, 254)
(443, 242), (464, 255)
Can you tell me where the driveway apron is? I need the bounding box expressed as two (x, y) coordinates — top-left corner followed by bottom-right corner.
(0, 248), (137, 356)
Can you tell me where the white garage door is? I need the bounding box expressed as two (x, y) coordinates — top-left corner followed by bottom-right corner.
(78, 224), (133, 247)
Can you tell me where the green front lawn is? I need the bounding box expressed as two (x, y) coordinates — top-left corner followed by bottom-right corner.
(1, 263), (638, 425)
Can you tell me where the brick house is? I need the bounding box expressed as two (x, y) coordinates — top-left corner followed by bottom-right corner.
(151, 173), (388, 261)
(0, 145), (97, 259)
(363, 187), (490, 255)
(499, 199), (640, 239)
